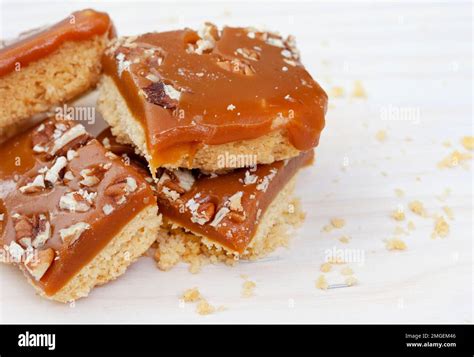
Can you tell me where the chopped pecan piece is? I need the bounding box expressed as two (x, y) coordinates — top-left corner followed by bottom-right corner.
(25, 248), (55, 281)
(228, 211), (246, 223)
(59, 222), (90, 246)
(49, 124), (89, 156)
(196, 202), (216, 223)
(142, 81), (180, 109)
(19, 175), (45, 194)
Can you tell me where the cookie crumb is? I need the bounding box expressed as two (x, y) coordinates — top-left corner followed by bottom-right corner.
(352, 80), (367, 98)
(407, 221), (416, 231)
(386, 238), (407, 251)
(375, 130), (387, 142)
(437, 150), (472, 169)
(330, 86), (345, 98)
(409, 200), (427, 217)
(442, 206), (454, 220)
(315, 275), (328, 290)
(391, 210), (405, 221)
(339, 235), (351, 244)
(432, 216), (449, 238)
(241, 280), (256, 297)
(196, 299), (216, 315)
(320, 262), (332, 272)
(182, 287), (201, 302)
(330, 217), (345, 229)
(461, 136), (474, 150)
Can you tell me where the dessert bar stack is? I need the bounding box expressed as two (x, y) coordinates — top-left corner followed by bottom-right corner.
(97, 23), (327, 269)
(0, 10), (327, 302)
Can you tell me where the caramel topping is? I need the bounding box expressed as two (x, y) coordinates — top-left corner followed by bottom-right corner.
(102, 24), (327, 170)
(0, 119), (155, 296)
(156, 151), (313, 253)
(0, 9), (113, 77)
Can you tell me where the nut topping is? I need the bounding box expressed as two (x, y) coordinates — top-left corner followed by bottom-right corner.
(228, 211), (246, 223)
(25, 248), (55, 281)
(14, 216), (34, 240)
(49, 124), (89, 156)
(227, 191), (244, 212)
(209, 207), (230, 227)
(5, 241), (25, 262)
(105, 176), (138, 204)
(59, 190), (96, 212)
(44, 156), (67, 185)
(13, 214), (51, 248)
(59, 222), (90, 246)
(19, 174), (45, 193)
(196, 202), (215, 224)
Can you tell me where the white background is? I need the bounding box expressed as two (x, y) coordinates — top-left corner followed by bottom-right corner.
(0, 0), (472, 323)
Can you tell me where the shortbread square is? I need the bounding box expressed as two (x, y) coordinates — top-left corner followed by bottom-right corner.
(0, 118), (160, 302)
(98, 24), (326, 174)
(0, 9), (114, 142)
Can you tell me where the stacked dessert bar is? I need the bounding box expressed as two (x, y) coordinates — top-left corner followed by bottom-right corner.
(98, 23), (327, 269)
(0, 10), (327, 302)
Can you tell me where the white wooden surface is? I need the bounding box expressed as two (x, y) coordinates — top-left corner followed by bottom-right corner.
(0, 0), (472, 324)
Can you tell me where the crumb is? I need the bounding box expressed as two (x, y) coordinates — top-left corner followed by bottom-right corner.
(196, 299), (216, 315)
(352, 80), (367, 98)
(394, 226), (408, 236)
(322, 224), (333, 232)
(339, 235), (351, 244)
(409, 200), (427, 217)
(432, 216), (449, 238)
(315, 275), (328, 290)
(240, 274), (249, 280)
(330, 217), (345, 229)
(345, 276), (358, 286)
(394, 188), (404, 198)
(407, 221), (415, 230)
(386, 238), (407, 251)
(442, 140), (452, 148)
(442, 206), (454, 220)
(320, 262), (332, 273)
(461, 136), (474, 150)
(330, 86), (345, 98)
(182, 287), (201, 302)
(375, 130), (387, 142)
(241, 280), (256, 297)
(437, 150), (472, 169)
(340, 266), (353, 276)
(326, 257), (346, 264)
(391, 210), (405, 221)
